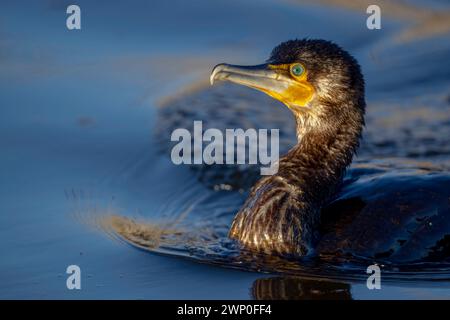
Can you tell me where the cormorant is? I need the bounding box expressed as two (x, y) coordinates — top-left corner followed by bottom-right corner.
(210, 39), (450, 258)
(111, 39), (450, 266)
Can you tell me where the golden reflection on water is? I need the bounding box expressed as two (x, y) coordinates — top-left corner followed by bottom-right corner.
(252, 276), (352, 300)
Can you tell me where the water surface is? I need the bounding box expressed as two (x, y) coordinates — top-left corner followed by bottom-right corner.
(1, 0), (450, 299)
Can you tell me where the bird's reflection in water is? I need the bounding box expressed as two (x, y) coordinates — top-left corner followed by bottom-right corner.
(252, 277), (352, 300)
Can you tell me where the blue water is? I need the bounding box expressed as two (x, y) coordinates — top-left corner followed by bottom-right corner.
(1, 0), (450, 299)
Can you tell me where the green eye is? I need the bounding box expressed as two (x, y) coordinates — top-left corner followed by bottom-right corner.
(290, 64), (304, 76)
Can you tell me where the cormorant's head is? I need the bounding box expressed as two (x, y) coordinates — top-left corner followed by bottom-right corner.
(211, 39), (365, 132)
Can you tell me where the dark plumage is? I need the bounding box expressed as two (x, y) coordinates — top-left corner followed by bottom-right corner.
(149, 38), (450, 263)
(228, 39), (365, 255)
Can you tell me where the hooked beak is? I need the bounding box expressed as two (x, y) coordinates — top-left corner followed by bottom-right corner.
(210, 63), (314, 109)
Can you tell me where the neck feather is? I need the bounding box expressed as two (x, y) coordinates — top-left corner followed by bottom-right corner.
(283, 103), (364, 204)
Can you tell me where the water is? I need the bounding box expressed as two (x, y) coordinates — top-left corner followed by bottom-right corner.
(1, 0), (450, 299)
